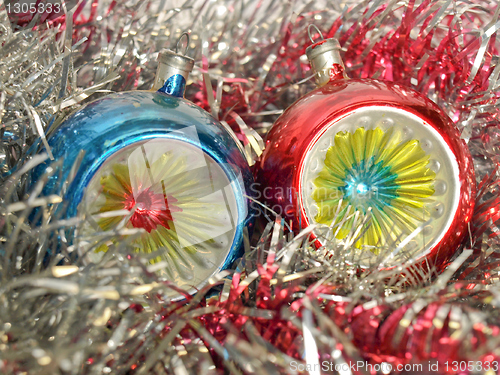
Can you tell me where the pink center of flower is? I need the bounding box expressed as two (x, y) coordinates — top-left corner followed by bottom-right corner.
(123, 187), (181, 233)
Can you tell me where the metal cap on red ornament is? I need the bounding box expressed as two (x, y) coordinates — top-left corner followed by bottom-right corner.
(256, 26), (475, 272)
(305, 25), (347, 86)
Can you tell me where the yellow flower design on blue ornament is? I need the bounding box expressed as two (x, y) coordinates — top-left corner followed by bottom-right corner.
(312, 127), (436, 252)
(90, 149), (233, 281)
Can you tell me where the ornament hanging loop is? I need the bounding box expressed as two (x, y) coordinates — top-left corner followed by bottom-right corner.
(308, 24), (324, 44)
(176, 32), (190, 56)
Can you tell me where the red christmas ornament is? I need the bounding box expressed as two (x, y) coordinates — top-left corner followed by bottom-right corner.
(256, 27), (475, 271)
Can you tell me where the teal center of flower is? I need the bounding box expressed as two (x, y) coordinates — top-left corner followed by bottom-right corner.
(341, 159), (398, 213)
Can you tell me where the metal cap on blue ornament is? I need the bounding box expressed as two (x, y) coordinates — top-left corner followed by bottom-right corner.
(152, 34), (195, 97)
(30, 32), (255, 298)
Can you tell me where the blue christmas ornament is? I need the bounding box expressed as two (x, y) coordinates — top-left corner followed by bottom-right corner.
(31, 34), (254, 295)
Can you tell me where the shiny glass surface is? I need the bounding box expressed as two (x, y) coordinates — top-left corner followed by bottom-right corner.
(32, 90), (254, 292)
(257, 79), (475, 270)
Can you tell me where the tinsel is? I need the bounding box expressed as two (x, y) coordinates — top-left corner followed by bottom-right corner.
(1, 0), (500, 374)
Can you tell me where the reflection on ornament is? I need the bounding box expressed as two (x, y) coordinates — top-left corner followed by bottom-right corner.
(312, 127), (436, 252)
(81, 138), (241, 288)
